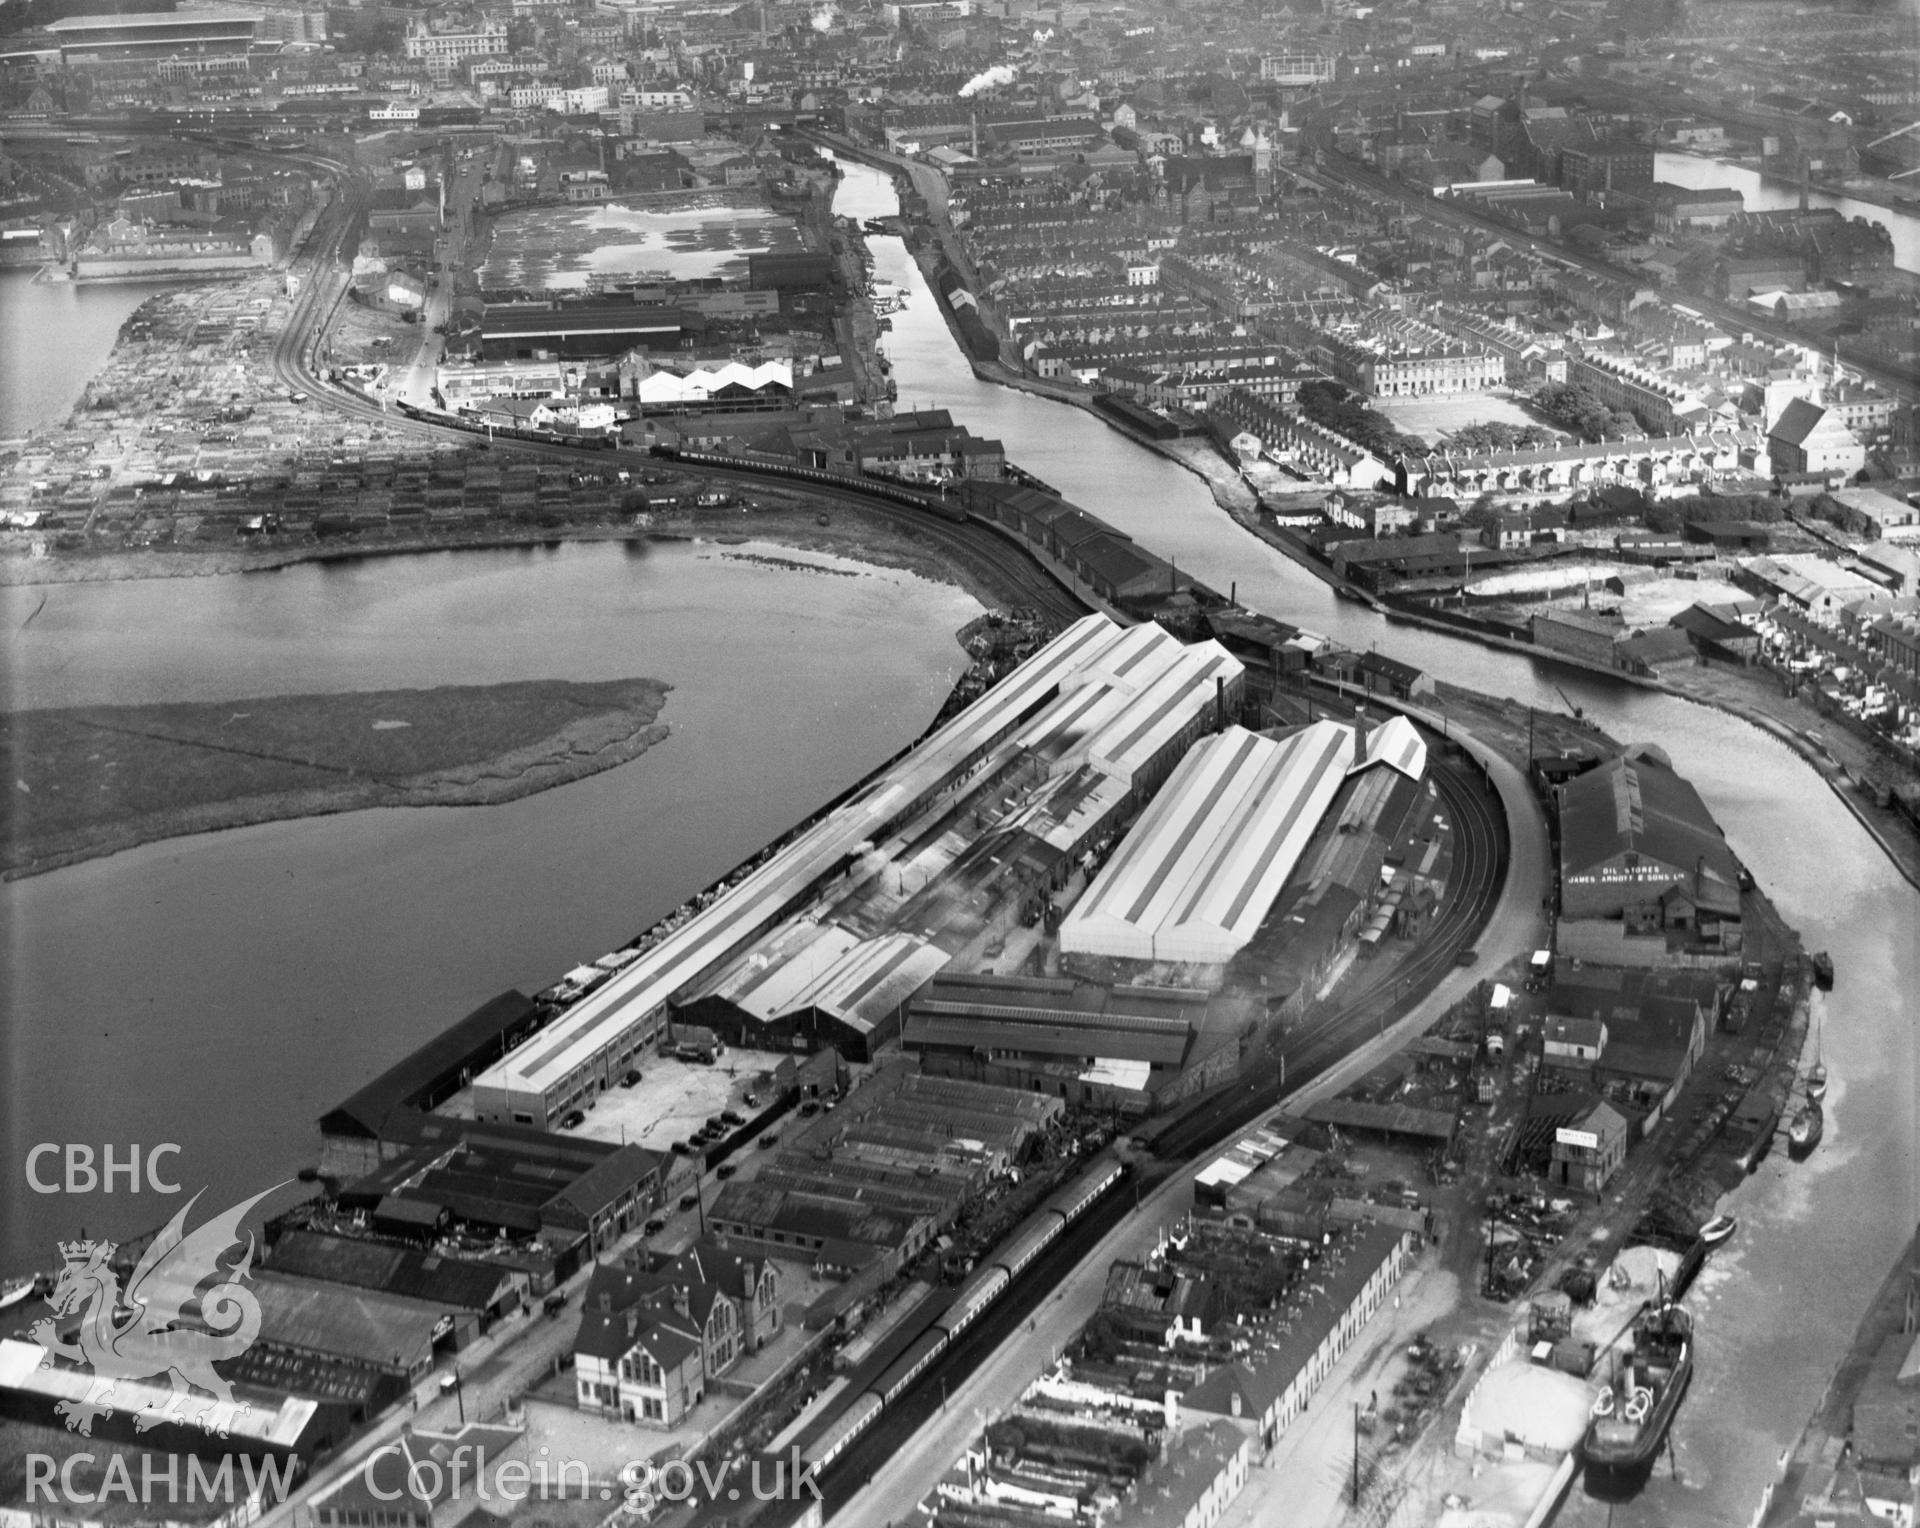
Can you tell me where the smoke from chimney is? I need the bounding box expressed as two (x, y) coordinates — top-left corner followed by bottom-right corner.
(958, 64), (1017, 99)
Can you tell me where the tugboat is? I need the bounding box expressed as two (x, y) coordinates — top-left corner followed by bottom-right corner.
(1810, 951), (1835, 990)
(1584, 1299), (1694, 1481)
(1788, 1099), (1825, 1159)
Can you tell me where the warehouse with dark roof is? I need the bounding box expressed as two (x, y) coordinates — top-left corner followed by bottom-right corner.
(1556, 748), (1743, 960)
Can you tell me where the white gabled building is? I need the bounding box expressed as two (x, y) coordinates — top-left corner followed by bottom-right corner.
(1059, 720), (1361, 966)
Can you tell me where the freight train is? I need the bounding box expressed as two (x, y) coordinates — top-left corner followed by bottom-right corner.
(393, 398), (618, 450)
(650, 444), (969, 521)
(794, 1153), (1125, 1474)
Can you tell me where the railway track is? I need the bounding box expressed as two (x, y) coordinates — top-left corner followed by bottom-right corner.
(1142, 741), (1510, 1163)
(266, 266), (1088, 626)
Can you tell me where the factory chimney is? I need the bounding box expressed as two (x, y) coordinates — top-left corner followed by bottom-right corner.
(1215, 675), (1226, 732)
(970, 110), (979, 159)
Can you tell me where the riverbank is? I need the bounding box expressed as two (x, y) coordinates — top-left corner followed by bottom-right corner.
(0, 497), (1039, 613)
(1762, 1222), (1920, 1526)
(2, 677), (675, 881)
(1661, 660), (1920, 895)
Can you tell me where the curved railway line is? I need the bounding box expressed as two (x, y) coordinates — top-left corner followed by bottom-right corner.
(1141, 742), (1510, 1163)
(267, 296), (1088, 626)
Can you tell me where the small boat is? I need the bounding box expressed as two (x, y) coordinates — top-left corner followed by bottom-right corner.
(1583, 1299), (1693, 1479)
(1698, 1215), (1737, 1248)
(1810, 951), (1834, 990)
(0, 1274), (41, 1313)
(1807, 1000), (1827, 1101)
(1788, 1101), (1824, 1159)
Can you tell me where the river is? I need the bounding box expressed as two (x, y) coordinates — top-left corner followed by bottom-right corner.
(0, 540), (981, 1268)
(835, 156), (1920, 1525)
(0, 153), (1908, 1525)
(0, 269), (175, 440)
(1655, 150), (1920, 275)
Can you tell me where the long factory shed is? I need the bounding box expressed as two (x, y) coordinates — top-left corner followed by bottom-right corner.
(1059, 717), (1424, 967)
(470, 614), (1241, 1128)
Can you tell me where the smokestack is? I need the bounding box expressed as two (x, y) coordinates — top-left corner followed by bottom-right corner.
(971, 109), (979, 159)
(1230, 579), (1237, 606)
(1215, 675), (1225, 732)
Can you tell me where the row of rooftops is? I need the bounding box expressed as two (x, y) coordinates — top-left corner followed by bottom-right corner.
(471, 613), (1249, 1103)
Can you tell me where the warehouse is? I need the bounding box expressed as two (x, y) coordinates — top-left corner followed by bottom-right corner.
(674, 923), (951, 1060)
(1556, 748), (1743, 954)
(334, 1119), (663, 1268)
(705, 1070), (1060, 1276)
(264, 1229), (528, 1330)
(902, 972), (1214, 1112)
(471, 616), (1243, 1129)
(45, 9), (255, 60)
(319, 989), (544, 1177)
(1059, 720), (1362, 966)
(248, 1272), (464, 1380)
(631, 361), (793, 411)
(479, 301), (683, 360)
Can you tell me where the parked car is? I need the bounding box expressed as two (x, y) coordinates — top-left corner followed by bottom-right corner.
(758, 1132), (779, 1150)
(671, 1140), (691, 1155)
(721, 1110), (744, 1126)
(644, 1215), (667, 1234)
(798, 1100), (820, 1116)
(716, 1163), (738, 1180)
(620, 1069), (643, 1088)
(560, 1109), (585, 1129)
(679, 1193), (700, 1211)
(705, 1115), (725, 1132)
(542, 1292), (568, 1318)
(743, 1092), (760, 1108)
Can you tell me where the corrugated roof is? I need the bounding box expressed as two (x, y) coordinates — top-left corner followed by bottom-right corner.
(1558, 752), (1740, 913)
(1060, 721), (1356, 965)
(475, 615), (1134, 1097)
(251, 1271), (449, 1370)
(777, 931), (951, 1034)
(1353, 715), (1426, 780)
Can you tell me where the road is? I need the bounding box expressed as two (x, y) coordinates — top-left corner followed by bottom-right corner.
(829, 707), (1550, 1528)
(248, 140), (1557, 1528)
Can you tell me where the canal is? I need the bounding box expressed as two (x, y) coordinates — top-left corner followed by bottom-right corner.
(833, 156), (1920, 1525)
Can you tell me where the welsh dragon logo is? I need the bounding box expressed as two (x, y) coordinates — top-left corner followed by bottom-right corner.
(29, 1184), (287, 1438)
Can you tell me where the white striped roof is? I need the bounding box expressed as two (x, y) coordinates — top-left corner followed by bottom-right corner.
(476, 616), (1131, 1096)
(633, 361), (792, 404)
(1352, 715), (1426, 780)
(1060, 720), (1358, 966)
